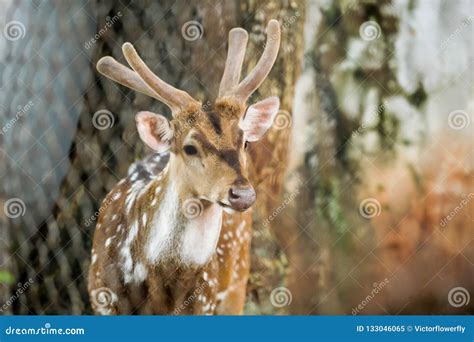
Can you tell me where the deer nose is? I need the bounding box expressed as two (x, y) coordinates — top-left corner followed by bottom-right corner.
(228, 185), (256, 211)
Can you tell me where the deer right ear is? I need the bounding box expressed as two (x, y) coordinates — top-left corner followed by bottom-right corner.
(135, 111), (173, 152)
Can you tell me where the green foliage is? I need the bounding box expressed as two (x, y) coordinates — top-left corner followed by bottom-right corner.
(0, 270), (14, 284)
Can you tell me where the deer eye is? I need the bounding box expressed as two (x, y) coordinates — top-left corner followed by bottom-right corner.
(244, 141), (249, 150)
(183, 145), (198, 156)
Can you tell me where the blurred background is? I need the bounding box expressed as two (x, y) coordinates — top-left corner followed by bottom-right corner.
(0, 0), (472, 315)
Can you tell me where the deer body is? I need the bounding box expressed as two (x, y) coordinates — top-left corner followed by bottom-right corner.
(88, 20), (281, 315)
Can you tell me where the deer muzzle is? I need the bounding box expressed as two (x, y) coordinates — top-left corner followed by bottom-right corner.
(228, 184), (256, 211)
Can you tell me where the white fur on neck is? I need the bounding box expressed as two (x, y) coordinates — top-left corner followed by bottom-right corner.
(181, 204), (223, 265)
(145, 179), (179, 263)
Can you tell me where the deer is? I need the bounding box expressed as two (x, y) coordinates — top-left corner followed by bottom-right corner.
(88, 20), (281, 315)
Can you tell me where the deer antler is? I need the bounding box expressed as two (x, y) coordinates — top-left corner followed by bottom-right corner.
(218, 28), (248, 98)
(97, 43), (199, 115)
(97, 56), (162, 100)
(219, 19), (281, 103)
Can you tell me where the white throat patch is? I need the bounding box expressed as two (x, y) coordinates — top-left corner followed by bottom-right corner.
(145, 179), (179, 264)
(181, 204), (223, 265)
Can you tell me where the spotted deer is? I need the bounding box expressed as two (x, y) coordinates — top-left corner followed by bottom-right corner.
(88, 20), (281, 314)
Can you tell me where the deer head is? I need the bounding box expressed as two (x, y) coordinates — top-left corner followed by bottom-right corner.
(97, 20), (281, 212)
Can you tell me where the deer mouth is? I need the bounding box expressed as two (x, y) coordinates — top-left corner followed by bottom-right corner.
(217, 201), (233, 209)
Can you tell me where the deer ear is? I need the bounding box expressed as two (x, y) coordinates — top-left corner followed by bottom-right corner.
(239, 96), (280, 142)
(135, 111), (173, 152)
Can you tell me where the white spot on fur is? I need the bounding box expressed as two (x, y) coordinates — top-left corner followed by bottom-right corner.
(133, 262), (148, 283)
(112, 191), (122, 201)
(91, 253), (97, 265)
(130, 172), (138, 182)
(120, 220), (139, 283)
(105, 236), (115, 248)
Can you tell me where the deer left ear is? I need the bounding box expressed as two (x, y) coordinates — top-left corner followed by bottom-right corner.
(135, 111), (174, 152)
(239, 96), (280, 142)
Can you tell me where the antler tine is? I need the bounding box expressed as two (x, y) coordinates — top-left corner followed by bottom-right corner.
(218, 27), (248, 97)
(97, 56), (164, 101)
(232, 20), (281, 103)
(122, 42), (199, 114)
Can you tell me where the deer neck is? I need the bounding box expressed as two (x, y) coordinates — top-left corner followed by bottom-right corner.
(143, 154), (223, 268)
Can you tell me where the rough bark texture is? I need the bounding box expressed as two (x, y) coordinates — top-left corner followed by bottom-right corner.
(285, 0), (473, 314)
